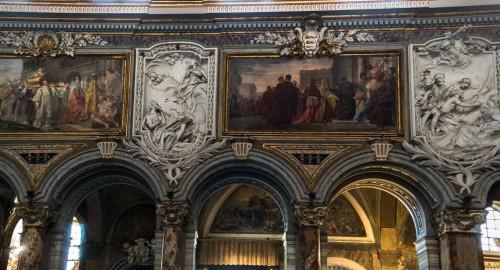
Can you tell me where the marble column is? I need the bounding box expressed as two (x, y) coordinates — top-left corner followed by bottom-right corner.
(156, 201), (189, 270)
(434, 209), (486, 270)
(15, 203), (58, 270)
(293, 203), (327, 270)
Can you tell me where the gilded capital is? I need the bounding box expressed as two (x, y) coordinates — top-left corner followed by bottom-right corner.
(293, 203), (327, 227)
(433, 209), (486, 235)
(156, 201), (189, 227)
(15, 204), (58, 228)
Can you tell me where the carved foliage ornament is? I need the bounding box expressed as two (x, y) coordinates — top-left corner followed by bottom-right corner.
(15, 204), (58, 227)
(251, 14), (375, 58)
(0, 31), (107, 57)
(123, 42), (226, 187)
(293, 203), (327, 227)
(405, 25), (500, 196)
(156, 201), (189, 227)
(433, 209), (486, 235)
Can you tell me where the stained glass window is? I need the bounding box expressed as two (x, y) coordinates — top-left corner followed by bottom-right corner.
(481, 206), (500, 252)
(6, 219), (23, 270)
(66, 216), (83, 270)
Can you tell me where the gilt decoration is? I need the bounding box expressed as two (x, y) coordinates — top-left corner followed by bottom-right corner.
(251, 14), (375, 58)
(0, 31), (107, 57)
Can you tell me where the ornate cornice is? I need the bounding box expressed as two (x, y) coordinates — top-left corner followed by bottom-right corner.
(433, 209), (486, 235)
(0, 1), (430, 14)
(293, 203), (327, 227)
(156, 201), (189, 227)
(15, 204), (58, 228)
(0, 4), (149, 14)
(204, 1), (429, 14)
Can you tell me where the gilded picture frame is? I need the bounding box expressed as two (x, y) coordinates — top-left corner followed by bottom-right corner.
(221, 51), (405, 138)
(0, 53), (130, 137)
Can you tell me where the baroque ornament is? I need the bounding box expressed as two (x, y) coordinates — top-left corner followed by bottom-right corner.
(156, 201), (189, 227)
(404, 25), (500, 196)
(123, 42), (226, 187)
(433, 209), (486, 235)
(293, 203), (327, 227)
(0, 31), (107, 57)
(251, 14), (375, 57)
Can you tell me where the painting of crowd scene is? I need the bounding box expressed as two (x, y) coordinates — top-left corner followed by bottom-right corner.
(0, 55), (128, 135)
(223, 52), (403, 136)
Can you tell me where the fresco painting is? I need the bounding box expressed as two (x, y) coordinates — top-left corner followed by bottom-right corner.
(0, 54), (129, 136)
(223, 52), (403, 137)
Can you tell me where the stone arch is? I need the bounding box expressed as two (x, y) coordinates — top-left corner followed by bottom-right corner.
(315, 149), (450, 238)
(183, 149), (301, 270)
(37, 148), (165, 230)
(184, 149), (303, 232)
(472, 169), (500, 207)
(0, 157), (30, 201)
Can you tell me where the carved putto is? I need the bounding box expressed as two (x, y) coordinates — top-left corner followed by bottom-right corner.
(0, 31), (107, 57)
(251, 14), (375, 57)
(124, 42), (225, 187)
(404, 25), (500, 196)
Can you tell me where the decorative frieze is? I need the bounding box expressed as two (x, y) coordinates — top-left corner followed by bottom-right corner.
(433, 209), (486, 235)
(0, 31), (107, 57)
(251, 14), (375, 58)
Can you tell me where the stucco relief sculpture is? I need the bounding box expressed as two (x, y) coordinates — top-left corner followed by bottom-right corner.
(404, 25), (500, 196)
(0, 31), (107, 57)
(124, 42), (225, 187)
(251, 13), (375, 57)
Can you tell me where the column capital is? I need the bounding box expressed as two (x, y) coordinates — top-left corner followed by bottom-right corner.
(156, 201), (189, 227)
(15, 203), (58, 228)
(433, 208), (486, 235)
(293, 203), (327, 227)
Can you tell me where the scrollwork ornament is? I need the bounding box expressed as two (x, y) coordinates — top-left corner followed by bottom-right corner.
(123, 42), (226, 187)
(156, 201), (189, 227)
(15, 204), (58, 228)
(251, 14), (375, 58)
(433, 209), (486, 235)
(293, 203), (327, 227)
(0, 31), (107, 57)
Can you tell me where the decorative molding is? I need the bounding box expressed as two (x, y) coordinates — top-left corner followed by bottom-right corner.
(156, 201), (189, 227)
(337, 179), (425, 234)
(229, 137), (254, 160)
(0, 4), (149, 14)
(123, 42), (226, 187)
(251, 14), (375, 57)
(0, 144), (87, 189)
(205, 1), (429, 13)
(433, 209), (486, 235)
(15, 204), (58, 228)
(96, 137), (119, 159)
(369, 137), (394, 161)
(0, 31), (107, 57)
(263, 143), (362, 190)
(293, 203), (327, 227)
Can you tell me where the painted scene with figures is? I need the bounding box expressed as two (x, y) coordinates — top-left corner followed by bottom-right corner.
(0, 54), (129, 135)
(223, 51), (403, 137)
